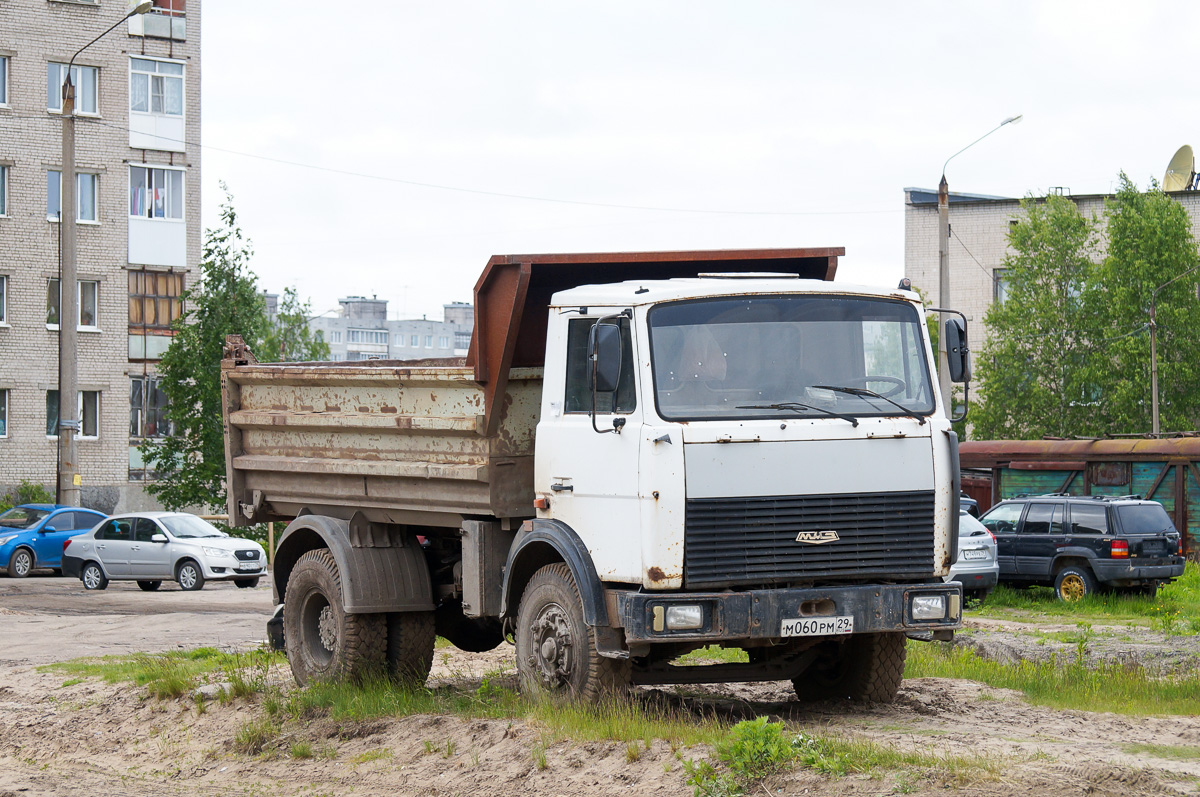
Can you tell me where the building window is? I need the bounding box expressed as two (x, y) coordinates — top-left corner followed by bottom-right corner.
(130, 376), (170, 438)
(0, 56), (8, 106)
(46, 278), (98, 328)
(47, 63), (98, 115)
(0, 275), (6, 324)
(455, 331), (471, 349)
(0, 389), (7, 438)
(130, 58), (183, 117)
(47, 171), (98, 223)
(46, 390), (99, 438)
(993, 269), (1010, 304)
(329, 330), (342, 343)
(394, 334), (404, 346)
(438, 335), (449, 349)
(410, 334), (419, 347)
(425, 335), (433, 347)
(0, 165), (8, 216)
(348, 329), (387, 345)
(128, 270), (183, 331)
(130, 166), (183, 220)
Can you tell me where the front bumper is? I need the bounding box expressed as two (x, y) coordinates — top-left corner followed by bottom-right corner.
(614, 582), (962, 644)
(1092, 558), (1185, 585)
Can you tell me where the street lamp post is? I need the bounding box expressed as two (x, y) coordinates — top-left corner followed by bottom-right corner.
(936, 115), (1023, 415)
(1150, 263), (1200, 436)
(57, 1), (152, 506)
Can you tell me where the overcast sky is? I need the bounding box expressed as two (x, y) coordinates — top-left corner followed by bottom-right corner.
(200, 1), (1200, 321)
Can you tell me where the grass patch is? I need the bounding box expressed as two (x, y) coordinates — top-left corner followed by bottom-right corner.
(1122, 743), (1200, 761)
(43, 647), (285, 701)
(676, 646), (750, 666)
(234, 716), (279, 756)
(351, 748), (392, 764)
(906, 641), (1200, 715)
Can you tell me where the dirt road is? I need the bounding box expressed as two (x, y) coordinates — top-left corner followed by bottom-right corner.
(1, 577), (1199, 796)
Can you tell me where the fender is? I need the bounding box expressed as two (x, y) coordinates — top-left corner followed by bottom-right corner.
(1052, 548), (1099, 569)
(500, 519), (608, 628)
(272, 514), (434, 614)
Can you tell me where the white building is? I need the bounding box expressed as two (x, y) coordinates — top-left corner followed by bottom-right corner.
(309, 298), (473, 362)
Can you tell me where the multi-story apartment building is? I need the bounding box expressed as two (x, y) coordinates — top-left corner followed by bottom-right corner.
(0, 0), (200, 512)
(309, 298), (473, 362)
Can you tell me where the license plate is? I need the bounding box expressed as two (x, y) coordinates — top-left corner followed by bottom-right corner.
(236, 564), (259, 571)
(962, 549), (988, 560)
(781, 616), (853, 637)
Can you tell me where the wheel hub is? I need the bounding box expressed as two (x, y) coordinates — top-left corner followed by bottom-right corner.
(317, 605), (337, 652)
(1060, 575), (1085, 601)
(528, 604), (574, 687)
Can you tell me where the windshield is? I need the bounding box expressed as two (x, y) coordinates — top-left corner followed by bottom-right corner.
(159, 515), (225, 539)
(648, 294), (935, 421)
(1117, 505), (1174, 535)
(0, 507), (50, 530)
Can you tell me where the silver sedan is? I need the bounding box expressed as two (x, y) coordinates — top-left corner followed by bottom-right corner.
(62, 512), (267, 591)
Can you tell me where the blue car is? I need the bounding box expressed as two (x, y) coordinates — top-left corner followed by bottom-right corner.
(0, 504), (107, 577)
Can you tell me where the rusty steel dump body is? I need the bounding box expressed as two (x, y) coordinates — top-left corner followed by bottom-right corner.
(222, 248), (843, 530)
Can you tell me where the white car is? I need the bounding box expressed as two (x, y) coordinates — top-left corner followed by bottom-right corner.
(946, 512), (999, 602)
(62, 512), (267, 591)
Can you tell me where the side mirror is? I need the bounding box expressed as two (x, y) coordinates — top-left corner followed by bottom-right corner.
(41, 526), (57, 533)
(151, 533), (168, 543)
(588, 323), (623, 394)
(944, 317), (971, 384)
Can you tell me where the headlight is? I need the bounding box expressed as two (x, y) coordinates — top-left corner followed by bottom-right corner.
(665, 605), (704, 630)
(202, 547), (230, 558)
(911, 595), (947, 620)
(0, 535), (16, 547)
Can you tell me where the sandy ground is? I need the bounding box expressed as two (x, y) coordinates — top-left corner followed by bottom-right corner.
(1, 576), (1199, 796)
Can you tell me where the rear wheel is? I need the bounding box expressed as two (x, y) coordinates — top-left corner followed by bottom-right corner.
(176, 560), (205, 591)
(1054, 566), (1096, 602)
(234, 577), (259, 589)
(137, 580), (162, 591)
(792, 632), (907, 703)
(515, 563), (631, 702)
(81, 562), (108, 591)
(386, 611), (435, 684)
(283, 549), (386, 685)
(8, 548), (33, 578)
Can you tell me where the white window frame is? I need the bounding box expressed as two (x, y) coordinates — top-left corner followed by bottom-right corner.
(0, 164), (8, 217)
(129, 164), (184, 221)
(329, 330), (342, 343)
(0, 274), (7, 326)
(411, 334), (419, 347)
(46, 390), (100, 439)
(46, 278), (100, 330)
(425, 335), (433, 347)
(47, 63), (99, 116)
(47, 170), (99, 223)
(129, 57), (184, 118)
(0, 55), (9, 107)
(438, 335), (449, 348)
(0, 388), (8, 438)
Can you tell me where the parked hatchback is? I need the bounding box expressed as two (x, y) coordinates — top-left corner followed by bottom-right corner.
(979, 494), (1185, 601)
(945, 512), (998, 601)
(62, 512), (267, 591)
(0, 504), (106, 577)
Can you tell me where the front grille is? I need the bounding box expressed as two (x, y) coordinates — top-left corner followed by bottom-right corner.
(235, 549), (260, 561)
(684, 490), (935, 588)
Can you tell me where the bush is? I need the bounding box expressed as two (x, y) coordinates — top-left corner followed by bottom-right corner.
(0, 480), (55, 512)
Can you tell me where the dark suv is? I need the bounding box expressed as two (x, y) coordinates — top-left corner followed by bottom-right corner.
(978, 494), (1185, 601)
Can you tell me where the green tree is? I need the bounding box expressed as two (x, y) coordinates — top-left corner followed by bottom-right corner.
(1086, 174), (1200, 433)
(259, 286), (329, 363)
(972, 193), (1103, 438)
(141, 187), (268, 512)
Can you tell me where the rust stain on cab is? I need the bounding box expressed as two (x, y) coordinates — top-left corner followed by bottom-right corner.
(647, 566), (666, 582)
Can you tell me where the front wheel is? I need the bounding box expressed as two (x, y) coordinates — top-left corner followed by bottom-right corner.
(1054, 566), (1096, 602)
(515, 563), (631, 702)
(81, 562), (108, 591)
(792, 632), (907, 703)
(177, 560), (205, 591)
(234, 578), (259, 589)
(137, 580), (162, 591)
(283, 549), (386, 686)
(8, 548), (34, 578)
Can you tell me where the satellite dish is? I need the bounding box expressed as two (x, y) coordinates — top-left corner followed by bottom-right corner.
(1163, 145), (1194, 192)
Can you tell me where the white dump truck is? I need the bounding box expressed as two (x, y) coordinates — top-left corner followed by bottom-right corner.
(221, 247), (968, 702)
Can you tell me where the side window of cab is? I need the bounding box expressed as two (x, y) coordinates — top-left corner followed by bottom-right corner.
(981, 503), (1022, 535)
(563, 317), (637, 414)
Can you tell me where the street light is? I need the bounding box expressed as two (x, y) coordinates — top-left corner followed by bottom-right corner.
(1149, 263), (1200, 435)
(936, 115), (1023, 415)
(57, 0), (153, 506)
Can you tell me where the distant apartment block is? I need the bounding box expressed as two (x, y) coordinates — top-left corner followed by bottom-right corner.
(308, 298), (473, 362)
(0, 0), (201, 512)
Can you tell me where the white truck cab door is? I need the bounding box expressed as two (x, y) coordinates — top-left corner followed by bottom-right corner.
(536, 314), (644, 584)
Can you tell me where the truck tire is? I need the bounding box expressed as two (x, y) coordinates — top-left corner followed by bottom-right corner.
(515, 563), (631, 702)
(1054, 565), (1096, 602)
(284, 548), (386, 686)
(792, 632), (906, 703)
(386, 611), (435, 684)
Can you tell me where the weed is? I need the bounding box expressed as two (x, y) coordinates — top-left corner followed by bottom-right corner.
(682, 758), (741, 797)
(1122, 743), (1200, 761)
(234, 717), (279, 756)
(60, 677), (83, 687)
(351, 748), (392, 765)
(193, 693), (207, 716)
(531, 741), (548, 771)
(625, 740), (641, 762)
(422, 740), (436, 755)
(717, 717), (797, 780)
(442, 739), (456, 759)
(290, 741), (314, 759)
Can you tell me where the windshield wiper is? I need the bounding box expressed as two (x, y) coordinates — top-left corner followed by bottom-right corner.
(812, 385), (926, 425)
(736, 402), (859, 427)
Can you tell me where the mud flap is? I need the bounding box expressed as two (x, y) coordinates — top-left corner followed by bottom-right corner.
(267, 604), (285, 652)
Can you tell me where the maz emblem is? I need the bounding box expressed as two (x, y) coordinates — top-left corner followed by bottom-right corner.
(796, 530), (840, 544)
